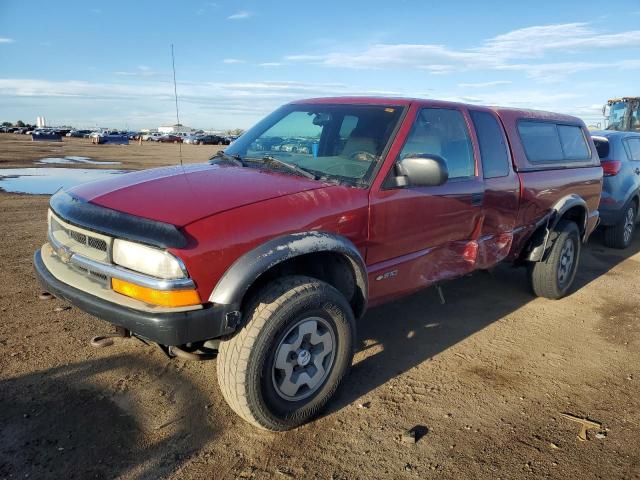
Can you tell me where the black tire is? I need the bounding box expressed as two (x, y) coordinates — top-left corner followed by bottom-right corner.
(216, 275), (355, 431)
(528, 220), (581, 299)
(604, 202), (637, 249)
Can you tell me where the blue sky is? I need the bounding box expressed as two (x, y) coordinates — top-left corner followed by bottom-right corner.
(1, 0), (639, 129)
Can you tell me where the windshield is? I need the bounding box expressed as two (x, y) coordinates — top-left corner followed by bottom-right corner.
(225, 104), (404, 185)
(607, 102), (627, 131)
(607, 100), (640, 132)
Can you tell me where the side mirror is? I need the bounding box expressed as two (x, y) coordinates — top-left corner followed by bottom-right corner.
(394, 154), (449, 188)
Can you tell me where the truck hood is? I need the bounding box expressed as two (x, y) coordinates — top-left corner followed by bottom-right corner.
(69, 163), (329, 227)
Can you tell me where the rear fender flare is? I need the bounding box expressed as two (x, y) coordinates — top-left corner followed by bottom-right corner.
(527, 195), (588, 262)
(208, 231), (368, 317)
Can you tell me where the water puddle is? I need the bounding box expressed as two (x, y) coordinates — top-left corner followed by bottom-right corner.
(36, 156), (122, 165)
(0, 168), (128, 194)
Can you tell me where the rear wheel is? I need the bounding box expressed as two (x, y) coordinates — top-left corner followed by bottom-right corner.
(604, 202), (637, 249)
(528, 220), (581, 299)
(216, 275), (355, 431)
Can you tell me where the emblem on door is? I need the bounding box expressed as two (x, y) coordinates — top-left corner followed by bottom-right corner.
(375, 270), (398, 281)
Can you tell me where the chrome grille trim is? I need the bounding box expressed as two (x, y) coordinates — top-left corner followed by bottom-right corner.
(51, 214), (108, 252)
(48, 230), (195, 291)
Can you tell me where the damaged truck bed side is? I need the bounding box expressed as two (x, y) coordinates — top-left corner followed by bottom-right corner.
(34, 97), (603, 430)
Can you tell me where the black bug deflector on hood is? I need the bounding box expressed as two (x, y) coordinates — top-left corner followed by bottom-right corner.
(49, 189), (188, 249)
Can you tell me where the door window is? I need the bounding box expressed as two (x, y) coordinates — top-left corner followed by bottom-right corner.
(400, 108), (475, 179)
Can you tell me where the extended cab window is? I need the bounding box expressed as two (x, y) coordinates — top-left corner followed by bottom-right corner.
(470, 110), (510, 178)
(518, 121), (590, 163)
(400, 108), (475, 179)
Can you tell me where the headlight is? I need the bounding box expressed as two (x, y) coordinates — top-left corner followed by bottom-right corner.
(112, 239), (186, 279)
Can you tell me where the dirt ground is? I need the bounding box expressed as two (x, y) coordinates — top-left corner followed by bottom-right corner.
(0, 134), (639, 479)
(0, 134), (223, 170)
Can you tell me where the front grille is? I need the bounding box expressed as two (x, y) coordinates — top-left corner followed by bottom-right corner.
(55, 218), (108, 253)
(88, 236), (107, 251)
(69, 229), (87, 245)
(49, 211), (111, 262)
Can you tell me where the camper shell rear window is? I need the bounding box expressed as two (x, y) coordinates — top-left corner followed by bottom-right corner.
(517, 120), (591, 164)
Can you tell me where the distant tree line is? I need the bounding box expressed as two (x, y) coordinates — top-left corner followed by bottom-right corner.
(2, 120), (29, 127)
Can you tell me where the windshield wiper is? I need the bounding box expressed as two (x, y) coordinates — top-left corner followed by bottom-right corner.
(209, 150), (245, 167)
(257, 155), (317, 180)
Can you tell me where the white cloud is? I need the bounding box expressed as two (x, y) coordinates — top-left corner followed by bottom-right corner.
(197, 2), (218, 15)
(259, 62), (284, 67)
(285, 22), (640, 81)
(222, 58), (245, 64)
(478, 23), (640, 58)
(0, 37), (15, 44)
(114, 65), (165, 77)
(0, 76), (609, 128)
(499, 59), (640, 82)
(0, 78), (404, 106)
(227, 10), (251, 20)
(458, 80), (512, 88)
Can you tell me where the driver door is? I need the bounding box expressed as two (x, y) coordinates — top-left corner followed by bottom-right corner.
(367, 106), (484, 304)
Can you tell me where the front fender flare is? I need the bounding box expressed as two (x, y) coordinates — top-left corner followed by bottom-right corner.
(209, 231), (368, 317)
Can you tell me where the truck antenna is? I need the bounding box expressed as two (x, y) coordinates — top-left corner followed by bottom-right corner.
(171, 44), (183, 167)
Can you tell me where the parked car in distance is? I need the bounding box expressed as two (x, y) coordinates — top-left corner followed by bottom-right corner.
(157, 134), (183, 143)
(35, 97), (602, 431)
(182, 135), (200, 145)
(141, 132), (162, 141)
(67, 129), (93, 138)
(187, 134), (229, 145)
(591, 130), (640, 248)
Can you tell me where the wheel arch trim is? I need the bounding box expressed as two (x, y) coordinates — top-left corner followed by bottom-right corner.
(208, 231), (368, 317)
(527, 194), (589, 262)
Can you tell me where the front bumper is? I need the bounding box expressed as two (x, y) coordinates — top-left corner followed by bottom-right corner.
(34, 249), (235, 346)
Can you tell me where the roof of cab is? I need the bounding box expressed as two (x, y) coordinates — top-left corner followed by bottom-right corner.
(490, 106), (584, 125)
(290, 96), (415, 106)
(289, 97), (585, 124)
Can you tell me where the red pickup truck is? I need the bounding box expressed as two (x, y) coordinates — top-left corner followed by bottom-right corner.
(34, 97), (602, 430)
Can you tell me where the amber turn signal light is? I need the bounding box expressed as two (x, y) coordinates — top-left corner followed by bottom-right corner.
(111, 278), (201, 307)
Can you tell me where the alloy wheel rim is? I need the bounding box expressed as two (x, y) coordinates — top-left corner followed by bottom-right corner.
(272, 317), (336, 401)
(557, 238), (575, 285)
(623, 207), (635, 244)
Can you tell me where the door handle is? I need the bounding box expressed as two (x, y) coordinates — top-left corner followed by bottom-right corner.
(471, 192), (484, 206)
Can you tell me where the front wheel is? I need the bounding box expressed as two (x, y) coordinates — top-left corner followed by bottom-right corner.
(216, 275), (355, 431)
(528, 220), (581, 299)
(604, 202), (637, 249)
